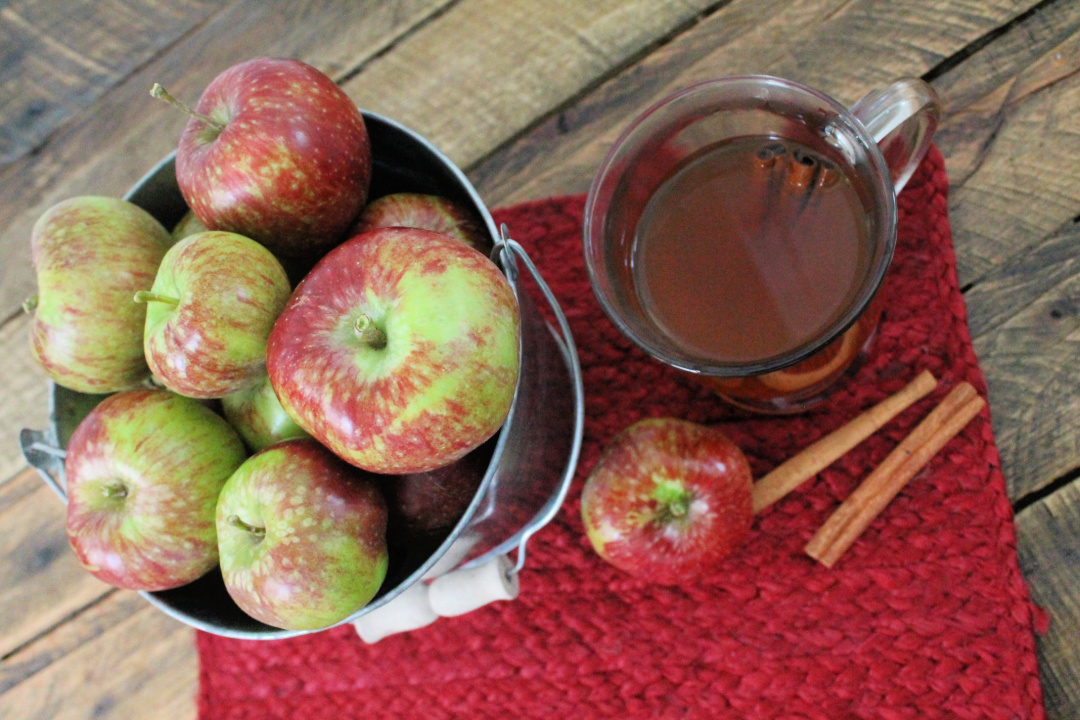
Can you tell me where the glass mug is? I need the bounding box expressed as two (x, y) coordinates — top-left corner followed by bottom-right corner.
(583, 76), (940, 412)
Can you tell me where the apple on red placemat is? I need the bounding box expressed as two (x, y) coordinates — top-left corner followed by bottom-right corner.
(581, 417), (754, 584)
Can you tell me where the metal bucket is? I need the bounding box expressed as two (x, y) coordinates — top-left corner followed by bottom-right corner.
(20, 111), (584, 640)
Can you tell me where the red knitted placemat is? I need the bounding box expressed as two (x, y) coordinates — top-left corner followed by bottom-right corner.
(196, 147), (1047, 719)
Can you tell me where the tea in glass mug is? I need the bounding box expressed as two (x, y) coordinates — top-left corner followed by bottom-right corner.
(584, 76), (939, 412)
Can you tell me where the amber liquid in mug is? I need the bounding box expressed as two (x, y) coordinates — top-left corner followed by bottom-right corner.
(633, 136), (872, 364)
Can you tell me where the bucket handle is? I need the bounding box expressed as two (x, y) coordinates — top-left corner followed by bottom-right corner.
(20, 427), (68, 503)
(493, 225), (585, 576)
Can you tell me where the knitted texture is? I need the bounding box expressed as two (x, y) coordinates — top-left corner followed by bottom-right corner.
(197, 147), (1047, 719)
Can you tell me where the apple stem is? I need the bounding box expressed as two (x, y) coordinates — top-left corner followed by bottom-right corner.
(150, 83), (226, 134)
(228, 514), (266, 538)
(22, 294), (38, 313)
(101, 483), (127, 499)
(133, 290), (180, 306)
(354, 315), (387, 349)
(653, 479), (691, 523)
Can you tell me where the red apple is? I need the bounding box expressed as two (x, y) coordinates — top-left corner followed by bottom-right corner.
(580, 418), (753, 584)
(216, 439), (388, 631)
(352, 193), (491, 254)
(266, 227), (520, 474)
(27, 196), (169, 393)
(65, 389), (248, 591)
(167, 57), (371, 259)
(383, 443), (491, 538)
(138, 230), (291, 399)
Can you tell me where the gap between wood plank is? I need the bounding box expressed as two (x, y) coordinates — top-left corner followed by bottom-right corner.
(0, 588), (116, 666)
(455, 0), (736, 175)
(335, 0), (466, 85)
(922, 0), (1063, 83)
(1014, 466), (1080, 515)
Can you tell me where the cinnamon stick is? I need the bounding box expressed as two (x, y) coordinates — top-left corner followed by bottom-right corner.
(804, 382), (986, 568)
(784, 148), (818, 194)
(751, 370), (937, 513)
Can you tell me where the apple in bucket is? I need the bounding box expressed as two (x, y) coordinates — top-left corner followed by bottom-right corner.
(581, 418), (753, 584)
(155, 57), (372, 260)
(267, 226), (520, 474)
(26, 196), (170, 394)
(64, 389), (247, 591)
(137, 231), (292, 399)
(352, 192), (491, 254)
(216, 439), (389, 631)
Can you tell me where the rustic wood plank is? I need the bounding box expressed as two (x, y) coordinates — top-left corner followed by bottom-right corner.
(0, 313), (50, 485)
(932, 0), (1080, 186)
(469, 0), (1039, 206)
(0, 469), (111, 661)
(0, 601), (197, 720)
(343, 0), (729, 171)
(0, 590), (137, 695)
(0, 0), (227, 169)
(0, 0), (455, 321)
(970, 242), (1080, 501)
(940, 16), (1080, 285)
(1016, 480), (1080, 719)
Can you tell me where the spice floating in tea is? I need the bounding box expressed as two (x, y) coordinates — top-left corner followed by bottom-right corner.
(632, 136), (872, 364)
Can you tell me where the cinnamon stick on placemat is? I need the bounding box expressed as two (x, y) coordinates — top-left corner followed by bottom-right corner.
(805, 382), (986, 567)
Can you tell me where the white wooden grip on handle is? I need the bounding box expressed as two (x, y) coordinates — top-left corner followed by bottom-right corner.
(427, 554), (519, 617)
(352, 581), (438, 643)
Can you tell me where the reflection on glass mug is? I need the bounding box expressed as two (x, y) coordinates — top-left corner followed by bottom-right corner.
(583, 76), (939, 413)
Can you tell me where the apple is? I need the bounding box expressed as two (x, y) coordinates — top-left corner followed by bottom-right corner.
(580, 418), (753, 584)
(216, 438), (388, 631)
(266, 226), (520, 474)
(221, 370), (310, 452)
(64, 388), (247, 591)
(383, 441), (492, 538)
(161, 57), (371, 259)
(137, 230), (291, 399)
(170, 210), (208, 245)
(351, 193), (491, 254)
(26, 196), (169, 393)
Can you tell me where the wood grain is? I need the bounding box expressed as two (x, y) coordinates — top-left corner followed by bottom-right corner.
(940, 13), (1080, 285)
(0, 0), (226, 168)
(1016, 481), (1080, 716)
(0, 469), (111, 661)
(342, 0), (728, 170)
(470, 0), (1039, 206)
(0, 600), (197, 720)
(0, 313), (50, 484)
(971, 249), (1080, 501)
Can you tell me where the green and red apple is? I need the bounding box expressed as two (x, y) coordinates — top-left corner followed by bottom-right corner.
(266, 226), (520, 474)
(27, 196), (170, 393)
(138, 230), (291, 399)
(581, 418), (753, 584)
(216, 439), (388, 631)
(64, 388), (247, 591)
(221, 370), (310, 452)
(165, 57), (371, 259)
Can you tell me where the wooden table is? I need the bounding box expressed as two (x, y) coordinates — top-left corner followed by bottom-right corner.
(2, 1), (1078, 718)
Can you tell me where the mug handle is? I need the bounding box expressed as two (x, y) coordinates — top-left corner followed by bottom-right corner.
(850, 78), (941, 194)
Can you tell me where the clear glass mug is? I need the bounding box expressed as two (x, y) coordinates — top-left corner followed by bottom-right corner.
(583, 76), (940, 413)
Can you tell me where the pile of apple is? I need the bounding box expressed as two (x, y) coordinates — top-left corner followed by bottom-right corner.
(25, 58), (521, 632)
